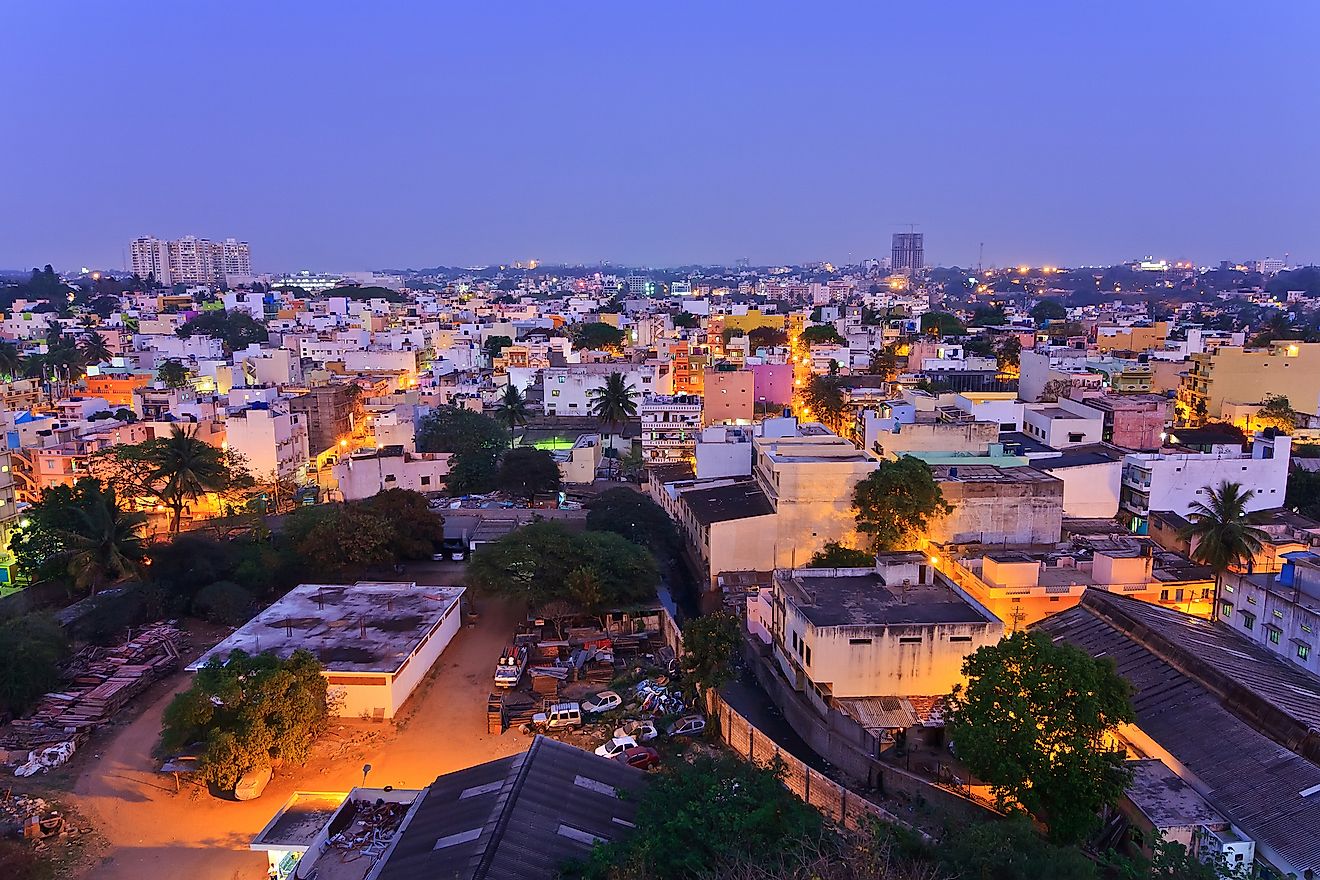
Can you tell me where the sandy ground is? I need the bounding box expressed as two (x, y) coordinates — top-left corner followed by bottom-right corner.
(63, 571), (529, 880)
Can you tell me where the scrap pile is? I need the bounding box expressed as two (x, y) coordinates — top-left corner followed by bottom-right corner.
(0, 623), (183, 761)
(328, 798), (410, 863)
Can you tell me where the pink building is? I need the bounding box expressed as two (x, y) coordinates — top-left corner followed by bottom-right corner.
(702, 368), (756, 425)
(1079, 393), (1170, 451)
(749, 363), (792, 408)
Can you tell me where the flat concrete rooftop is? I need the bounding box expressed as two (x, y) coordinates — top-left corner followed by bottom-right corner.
(252, 792), (347, 849)
(190, 582), (465, 675)
(784, 572), (994, 628)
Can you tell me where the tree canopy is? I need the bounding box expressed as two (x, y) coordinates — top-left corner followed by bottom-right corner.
(572, 322), (626, 350)
(1030, 299), (1068, 321)
(679, 611), (740, 697)
(799, 374), (845, 431)
(9, 478), (147, 592)
(176, 309), (268, 352)
(747, 325), (788, 348)
(808, 541), (873, 568)
(416, 405), (509, 494)
(496, 447), (562, 504)
(0, 614), (69, 717)
(920, 311), (966, 337)
(283, 488), (444, 578)
(584, 487), (682, 559)
(161, 649), (329, 790)
(799, 324), (845, 346)
(466, 521), (657, 610)
(947, 631), (1135, 844)
(851, 458), (951, 552)
(1255, 393), (1295, 434)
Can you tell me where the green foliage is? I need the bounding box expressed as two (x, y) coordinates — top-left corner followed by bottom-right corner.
(747, 325), (788, 348)
(1255, 393), (1295, 433)
(920, 311), (966, 337)
(670, 311), (699, 329)
(799, 324), (845, 346)
(969, 304), (1007, 326)
(1179, 481), (1268, 576)
(577, 755), (822, 880)
(161, 649), (328, 790)
(1288, 468), (1320, 520)
(799, 374), (845, 430)
(157, 358), (191, 388)
(282, 489), (442, 578)
(866, 346), (898, 379)
(588, 372), (640, 427)
(492, 383), (530, 444)
(496, 447), (562, 504)
(176, 309), (268, 352)
(573, 322), (626, 350)
(942, 815), (1097, 880)
(322, 284), (407, 303)
(192, 581), (255, 626)
(808, 541), (873, 568)
(997, 334), (1023, 373)
(585, 487), (682, 559)
(947, 631), (1135, 844)
(416, 405), (509, 494)
(354, 488), (447, 560)
(680, 612), (740, 695)
(851, 458), (951, 552)
(483, 335), (513, 362)
(466, 521), (657, 609)
(10, 479), (147, 592)
(0, 614), (70, 716)
(144, 425), (232, 533)
(1030, 299), (1068, 321)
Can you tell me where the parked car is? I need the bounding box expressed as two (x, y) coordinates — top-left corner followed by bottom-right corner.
(582, 690), (622, 714)
(614, 746), (660, 770)
(532, 702), (583, 731)
(594, 735), (638, 759)
(666, 715), (706, 737)
(613, 719), (659, 743)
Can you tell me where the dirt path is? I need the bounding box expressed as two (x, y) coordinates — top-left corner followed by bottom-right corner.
(67, 591), (528, 880)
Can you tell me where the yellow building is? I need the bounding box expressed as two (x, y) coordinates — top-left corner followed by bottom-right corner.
(1178, 342), (1320, 424)
(1094, 322), (1168, 353)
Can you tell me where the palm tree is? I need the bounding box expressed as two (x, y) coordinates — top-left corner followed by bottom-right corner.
(493, 383), (530, 447)
(1180, 481), (1269, 618)
(63, 484), (148, 595)
(0, 342), (21, 381)
(588, 372), (639, 432)
(79, 330), (112, 367)
(145, 425), (231, 534)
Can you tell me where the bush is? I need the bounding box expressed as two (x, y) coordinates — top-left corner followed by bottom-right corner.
(193, 581), (255, 626)
(0, 614), (69, 716)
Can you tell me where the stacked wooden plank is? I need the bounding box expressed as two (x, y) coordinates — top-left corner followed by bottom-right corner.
(487, 693), (504, 734)
(1, 624), (183, 754)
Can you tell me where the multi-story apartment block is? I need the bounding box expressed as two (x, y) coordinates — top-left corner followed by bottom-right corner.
(541, 365), (654, 417)
(1178, 342), (1320, 425)
(1220, 552), (1320, 676)
(639, 394), (702, 464)
(1120, 432), (1291, 528)
(225, 400), (310, 482)
(129, 234), (251, 286)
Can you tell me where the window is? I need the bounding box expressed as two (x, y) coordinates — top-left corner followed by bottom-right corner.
(1273, 610), (1284, 619)
(1241, 611), (1255, 630)
(1268, 628), (1281, 645)
(1223, 583), (1234, 593)
(1220, 602), (1234, 618)
(949, 635), (973, 643)
(849, 638), (872, 646)
(898, 636), (922, 644)
(420, 476), (431, 486)
(1159, 589), (1169, 601)
(1247, 595), (1257, 605)
(803, 645), (811, 666)
(1299, 644), (1311, 661)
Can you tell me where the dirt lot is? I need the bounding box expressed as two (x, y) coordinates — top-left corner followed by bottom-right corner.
(14, 568), (532, 880)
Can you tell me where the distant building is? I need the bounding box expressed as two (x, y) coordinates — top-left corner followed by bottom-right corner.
(640, 394), (702, 463)
(891, 232), (924, 273)
(129, 234), (251, 286)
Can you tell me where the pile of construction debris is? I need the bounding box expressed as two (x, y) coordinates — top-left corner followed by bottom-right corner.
(0, 623), (183, 768)
(326, 798), (409, 863)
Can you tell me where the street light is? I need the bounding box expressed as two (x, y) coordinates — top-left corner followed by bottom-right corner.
(361, 763), (372, 787)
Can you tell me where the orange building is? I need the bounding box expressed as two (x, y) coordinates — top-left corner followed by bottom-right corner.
(84, 374), (152, 407)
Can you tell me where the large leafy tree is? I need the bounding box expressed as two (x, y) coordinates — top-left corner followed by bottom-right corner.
(588, 371), (639, 430)
(492, 383), (530, 447)
(467, 521), (657, 609)
(578, 755), (822, 880)
(496, 447), (561, 504)
(799, 324), (845, 346)
(1180, 480), (1268, 614)
(572, 321), (626, 350)
(680, 611), (740, 698)
(483, 334), (513, 364)
(353, 488), (446, 561)
(798, 374), (845, 430)
(920, 311), (966, 337)
(157, 358), (191, 389)
(0, 341), (20, 379)
(1030, 299), (1068, 321)
(946, 631), (1135, 844)
(176, 309), (268, 353)
(1254, 393), (1295, 434)
(145, 425), (231, 534)
(851, 457), (951, 552)
(9, 479), (147, 592)
(416, 405), (508, 494)
(584, 487), (681, 559)
(161, 649), (328, 790)
(79, 330), (112, 366)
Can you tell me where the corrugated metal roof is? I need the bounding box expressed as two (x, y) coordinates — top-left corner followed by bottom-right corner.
(1037, 594), (1320, 875)
(374, 736), (646, 880)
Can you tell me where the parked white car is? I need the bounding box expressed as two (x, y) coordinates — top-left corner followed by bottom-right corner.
(582, 690), (623, 714)
(666, 715), (707, 737)
(613, 719), (659, 742)
(594, 735), (638, 759)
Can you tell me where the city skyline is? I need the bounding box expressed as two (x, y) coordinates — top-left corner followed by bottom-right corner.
(4, 3), (1318, 272)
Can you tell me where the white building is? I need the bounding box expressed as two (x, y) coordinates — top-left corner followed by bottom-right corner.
(1120, 433), (1291, 525)
(130, 236), (171, 284)
(640, 394), (702, 463)
(331, 447), (451, 500)
(694, 425), (754, 478)
(189, 582), (465, 719)
(541, 364), (654, 417)
(1022, 398), (1105, 449)
(129, 234), (251, 286)
(225, 400), (310, 482)
(1220, 552), (1320, 677)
